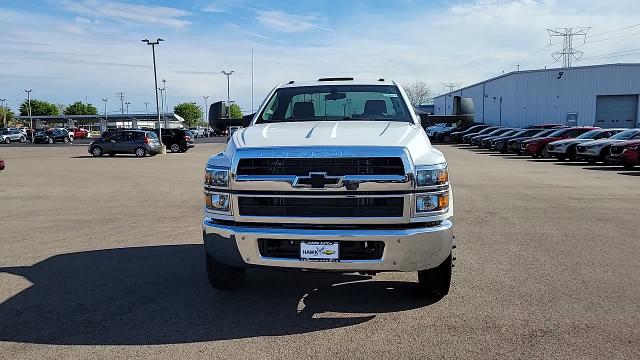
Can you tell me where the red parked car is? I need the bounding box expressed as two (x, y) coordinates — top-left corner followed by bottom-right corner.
(521, 127), (598, 158)
(607, 139), (640, 169)
(69, 128), (90, 139)
(0, 159), (5, 171)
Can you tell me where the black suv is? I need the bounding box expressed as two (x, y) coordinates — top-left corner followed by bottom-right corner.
(34, 129), (71, 144)
(153, 128), (195, 153)
(88, 130), (161, 157)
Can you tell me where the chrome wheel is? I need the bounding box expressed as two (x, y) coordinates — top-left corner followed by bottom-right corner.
(91, 147), (103, 157)
(170, 143), (180, 153)
(135, 147), (146, 157)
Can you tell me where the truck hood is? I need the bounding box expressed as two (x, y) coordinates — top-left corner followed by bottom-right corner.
(234, 121), (420, 148)
(228, 121), (443, 165)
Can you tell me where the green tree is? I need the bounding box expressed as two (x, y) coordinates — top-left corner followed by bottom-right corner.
(174, 102), (203, 127)
(0, 107), (15, 125)
(229, 103), (243, 119)
(19, 99), (59, 116)
(64, 101), (98, 115)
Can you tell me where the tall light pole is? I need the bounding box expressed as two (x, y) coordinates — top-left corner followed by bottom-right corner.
(221, 70), (234, 118)
(24, 89), (32, 142)
(125, 102), (130, 115)
(142, 38), (165, 152)
(102, 98), (108, 132)
(203, 95), (209, 127)
(144, 101), (149, 114)
(0, 98), (6, 128)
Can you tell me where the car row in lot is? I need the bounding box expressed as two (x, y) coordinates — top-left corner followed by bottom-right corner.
(428, 123), (640, 169)
(88, 128), (195, 157)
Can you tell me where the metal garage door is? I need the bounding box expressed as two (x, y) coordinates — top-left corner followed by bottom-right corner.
(595, 95), (638, 128)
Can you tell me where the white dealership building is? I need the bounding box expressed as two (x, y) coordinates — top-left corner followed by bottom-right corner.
(433, 63), (640, 128)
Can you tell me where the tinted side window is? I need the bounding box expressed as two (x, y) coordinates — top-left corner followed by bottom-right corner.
(146, 131), (158, 139)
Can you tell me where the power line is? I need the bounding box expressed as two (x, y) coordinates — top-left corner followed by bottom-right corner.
(587, 23), (640, 38)
(580, 30), (640, 45)
(579, 48), (640, 61)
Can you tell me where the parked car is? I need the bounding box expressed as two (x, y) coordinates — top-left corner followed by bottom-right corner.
(469, 127), (508, 145)
(0, 159), (5, 171)
(152, 128), (195, 153)
(546, 129), (623, 160)
(431, 123), (479, 142)
(426, 123), (452, 137)
(88, 130), (161, 157)
(484, 129), (521, 149)
(491, 129), (542, 152)
(509, 129), (562, 154)
(189, 127), (205, 138)
(69, 128), (90, 139)
(575, 129), (640, 164)
(521, 127), (597, 158)
(524, 124), (564, 129)
(462, 126), (500, 144)
(450, 124), (491, 143)
(0, 129), (27, 143)
(607, 139), (640, 169)
(33, 129), (71, 144)
(478, 128), (519, 148)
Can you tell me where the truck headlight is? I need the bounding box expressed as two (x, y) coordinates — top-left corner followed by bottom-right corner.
(416, 163), (448, 187)
(416, 192), (449, 213)
(205, 193), (230, 212)
(205, 168), (229, 187)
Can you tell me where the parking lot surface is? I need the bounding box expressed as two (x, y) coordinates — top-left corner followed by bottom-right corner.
(0, 144), (638, 359)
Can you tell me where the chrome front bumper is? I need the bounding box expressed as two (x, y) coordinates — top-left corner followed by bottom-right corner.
(202, 218), (453, 272)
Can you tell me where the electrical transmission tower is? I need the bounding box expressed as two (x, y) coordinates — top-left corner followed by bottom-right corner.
(546, 27), (590, 68)
(441, 82), (460, 93)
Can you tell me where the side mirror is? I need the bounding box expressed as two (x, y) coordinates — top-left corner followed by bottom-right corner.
(242, 113), (255, 127)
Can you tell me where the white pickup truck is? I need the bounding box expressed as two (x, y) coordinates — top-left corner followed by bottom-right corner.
(202, 78), (455, 297)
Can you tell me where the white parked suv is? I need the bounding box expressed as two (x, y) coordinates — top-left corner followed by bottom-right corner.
(202, 78), (455, 297)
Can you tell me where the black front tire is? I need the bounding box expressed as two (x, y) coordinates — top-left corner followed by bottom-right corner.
(417, 253), (452, 297)
(206, 253), (245, 290)
(91, 146), (103, 157)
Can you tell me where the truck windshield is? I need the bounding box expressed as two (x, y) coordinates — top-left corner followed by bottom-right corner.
(257, 85), (413, 124)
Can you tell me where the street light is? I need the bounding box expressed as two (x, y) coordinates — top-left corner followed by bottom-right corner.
(144, 101), (149, 114)
(24, 89), (32, 142)
(142, 37), (165, 152)
(158, 84), (165, 125)
(125, 101), (130, 115)
(203, 95), (209, 127)
(221, 70), (234, 118)
(0, 98), (6, 128)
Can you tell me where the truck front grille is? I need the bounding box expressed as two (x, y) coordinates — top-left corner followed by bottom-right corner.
(237, 157), (405, 176)
(238, 196), (404, 217)
(258, 238), (385, 260)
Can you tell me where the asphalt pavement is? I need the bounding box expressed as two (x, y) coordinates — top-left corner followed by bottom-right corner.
(0, 143), (638, 359)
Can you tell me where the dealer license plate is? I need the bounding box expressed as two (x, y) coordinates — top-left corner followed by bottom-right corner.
(300, 241), (339, 261)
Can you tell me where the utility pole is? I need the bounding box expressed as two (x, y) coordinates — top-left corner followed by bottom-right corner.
(144, 101), (149, 114)
(546, 27), (590, 68)
(221, 70), (234, 118)
(117, 92), (125, 115)
(441, 83), (459, 115)
(0, 98), (6, 128)
(158, 85), (165, 124)
(203, 95), (209, 127)
(251, 49), (254, 113)
(125, 102), (130, 115)
(142, 38), (165, 152)
(161, 79), (167, 117)
(24, 89), (32, 142)
(102, 98), (108, 132)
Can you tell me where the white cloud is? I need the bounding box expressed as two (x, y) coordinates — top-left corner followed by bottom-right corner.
(202, 2), (227, 13)
(255, 10), (330, 33)
(2, 0), (640, 114)
(56, 0), (191, 28)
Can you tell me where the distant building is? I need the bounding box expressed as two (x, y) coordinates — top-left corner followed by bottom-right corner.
(15, 113), (184, 131)
(433, 63), (640, 128)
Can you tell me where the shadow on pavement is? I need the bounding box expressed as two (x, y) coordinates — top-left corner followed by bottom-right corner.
(0, 245), (437, 345)
(619, 171), (640, 176)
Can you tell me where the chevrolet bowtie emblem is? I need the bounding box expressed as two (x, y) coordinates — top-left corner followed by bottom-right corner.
(293, 172), (342, 189)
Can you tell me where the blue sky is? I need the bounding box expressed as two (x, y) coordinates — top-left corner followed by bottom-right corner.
(1, 0), (639, 114)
